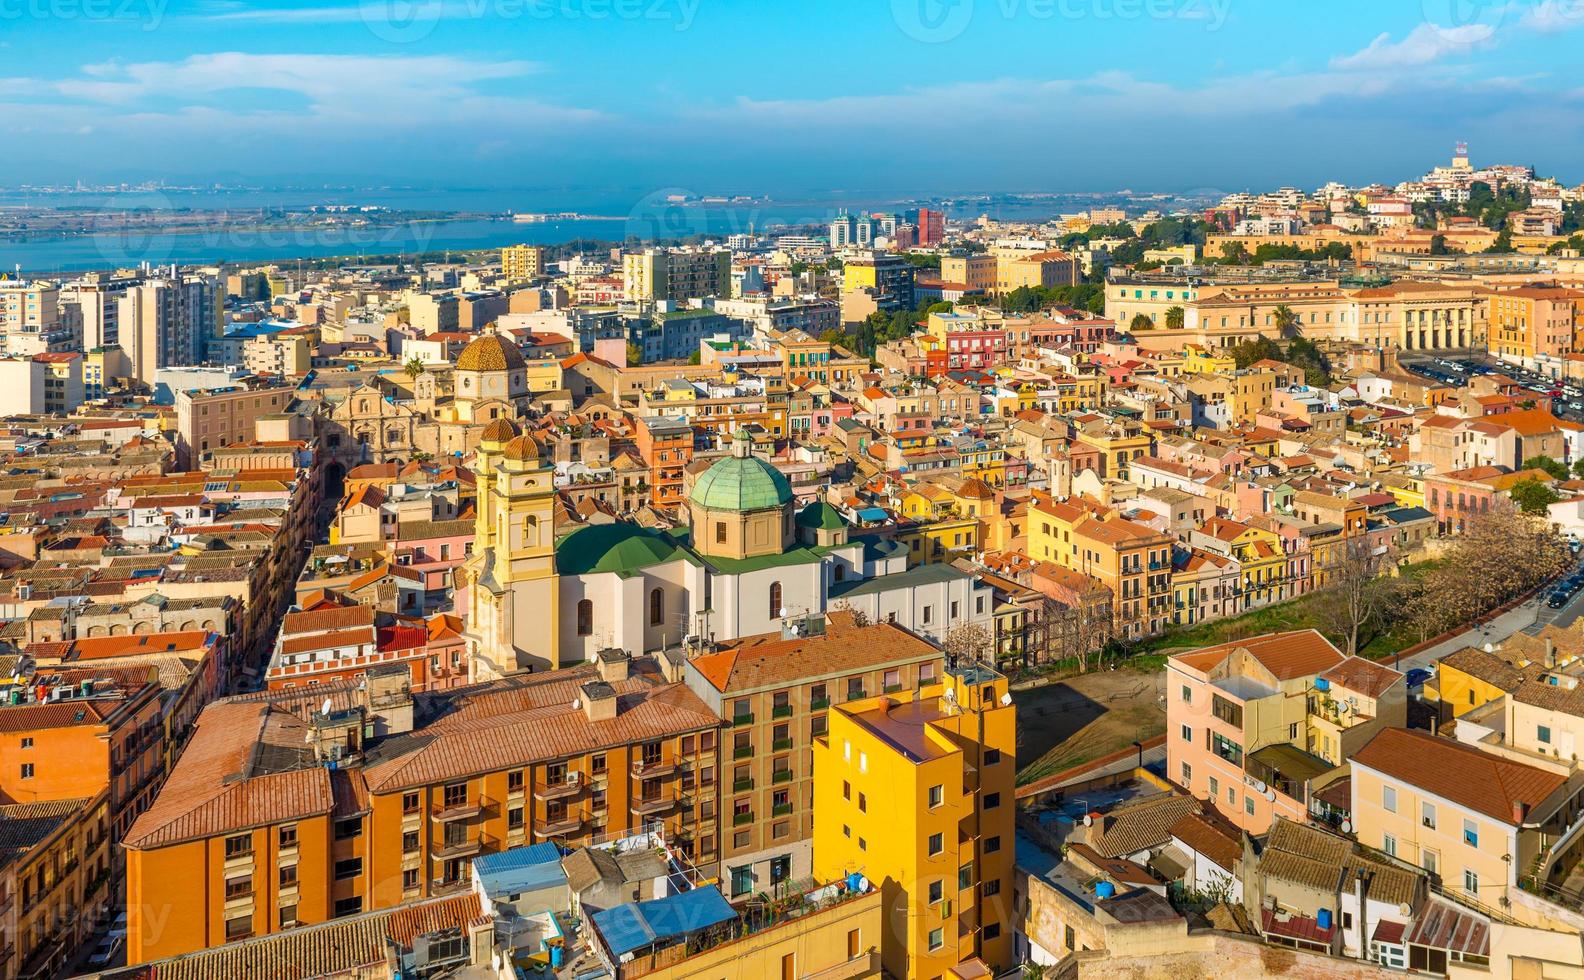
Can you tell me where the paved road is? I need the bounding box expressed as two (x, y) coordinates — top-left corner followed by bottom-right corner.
(1392, 561), (1584, 673)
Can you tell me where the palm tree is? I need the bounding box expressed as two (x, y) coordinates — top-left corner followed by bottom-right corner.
(1164, 305), (1185, 330)
(1273, 303), (1300, 339)
(404, 355), (425, 380)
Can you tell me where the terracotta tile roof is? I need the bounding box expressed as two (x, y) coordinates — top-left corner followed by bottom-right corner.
(689, 616), (942, 693)
(1319, 657), (1404, 700)
(1088, 793), (1200, 858)
(279, 627), (374, 656)
(1172, 629), (1344, 682)
(1351, 728), (1565, 825)
(282, 604), (376, 636)
(1169, 811), (1242, 871)
(1436, 646), (1528, 692)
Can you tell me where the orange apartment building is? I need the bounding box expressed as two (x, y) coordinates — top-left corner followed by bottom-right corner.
(633, 416), (694, 511)
(123, 651), (725, 962)
(680, 612), (945, 897)
(173, 383), (296, 469)
(0, 794), (114, 979)
(1028, 492), (1176, 639)
(1490, 285), (1584, 361)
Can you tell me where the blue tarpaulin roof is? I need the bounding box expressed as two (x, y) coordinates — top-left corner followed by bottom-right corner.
(473, 843), (566, 898)
(855, 507), (889, 522)
(592, 888), (736, 956)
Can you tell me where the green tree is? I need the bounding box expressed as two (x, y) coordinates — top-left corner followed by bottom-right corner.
(404, 355), (425, 380)
(1524, 455), (1570, 480)
(818, 328), (848, 347)
(1231, 336), (1283, 368)
(1128, 313), (1154, 332)
(1164, 306), (1185, 330)
(686, 350), (702, 365)
(1510, 478), (1561, 515)
(626, 341), (644, 367)
(789, 261), (809, 276)
(1485, 229), (1515, 254)
(1429, 234), (1450, 256)
(927, 301), (955, 314)
(1272, 304), (1300, 338)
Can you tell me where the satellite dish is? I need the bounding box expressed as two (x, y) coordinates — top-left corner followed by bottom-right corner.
(1340, 819), (1353, 833)
(1484, 642), (1494, 652)
(321, 698), (333, 716)
(778, 607), (789, 618)
(999, 692), (1013, 706)
(571, 698), (581, 710)
(1265, 789), (1276, 801)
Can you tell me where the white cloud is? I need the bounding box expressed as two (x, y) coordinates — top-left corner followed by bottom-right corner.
(1330, 23), (1493, 71)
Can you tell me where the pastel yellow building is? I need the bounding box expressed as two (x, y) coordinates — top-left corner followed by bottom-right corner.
(1181, 344), (1237, 376)
(812, 663), (1016, 979)
(501, 244), (547, 281)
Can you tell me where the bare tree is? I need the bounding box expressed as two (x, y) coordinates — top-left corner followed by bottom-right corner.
(943, 623), (994, 668)
(1312, 538), (1397, 656)
(1408, 505), (1573, 641)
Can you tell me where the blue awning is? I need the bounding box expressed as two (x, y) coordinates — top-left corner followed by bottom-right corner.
(592, 887), (736, 956)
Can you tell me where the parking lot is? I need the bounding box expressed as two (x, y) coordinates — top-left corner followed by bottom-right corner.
(1401, 353), (1584, 422)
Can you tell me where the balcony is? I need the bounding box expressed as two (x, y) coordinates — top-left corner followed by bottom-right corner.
(434, 836), (483, 859)
(733, 777), (755, 793)
(845, 689), (867, 701)
(533, 773), (582, 801)
(539, 811), (583, 837)
(733, 745), (754, 760)
(631, 794), (678, 817)
(771, 704), (794, 719)
(631, 757), (678, 779)
(810, 697), (830, 711)
(732, 712), (754, 727)
(772, 803), (793, 817)
(806, 950), (879, 980)
(733, 811), (755, 826)
(772, 769), (794, 784)
(772, 738), (793, 752)
(431, 800), (484, 822)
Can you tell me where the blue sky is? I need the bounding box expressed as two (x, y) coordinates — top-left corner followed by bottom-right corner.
(4, 0), (1584, 197)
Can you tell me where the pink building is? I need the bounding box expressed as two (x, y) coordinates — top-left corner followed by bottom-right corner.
(1167, 630), (1351, 835)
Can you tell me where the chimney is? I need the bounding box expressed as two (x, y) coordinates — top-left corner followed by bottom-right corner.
(657, 648), (686, 684)
(597, 648), (631, 683)
(1513, 800), (1530, 825)
(581, 681), (617, 722)
(1545, 638), (1556, 669)
(1354, 869), (1368, 961)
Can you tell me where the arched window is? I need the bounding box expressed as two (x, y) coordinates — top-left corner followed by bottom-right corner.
(833, 564), (845, 582)
(769, 581), (782, 620)
(649, 587), (664, 626)
(523, 514), (538, 545)
(577, 599), (593, 636)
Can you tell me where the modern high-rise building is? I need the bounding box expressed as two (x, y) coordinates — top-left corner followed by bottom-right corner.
(912, 207), (945, 246)
(829, 210), (874, 250)
(109, 271), (224, 385)
(812, 662), (1017, 979)
(0, 279), (71, 356)
(622, 248), (730, 304)
(501, 244), (547, 281)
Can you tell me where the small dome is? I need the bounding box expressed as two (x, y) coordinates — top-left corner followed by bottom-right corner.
(501, 433), (540, 463)
(796, 501), (847, 531)
(456, 333), (527, 373)
(479, 417), (520, 447)
(690, 452), (793, 513)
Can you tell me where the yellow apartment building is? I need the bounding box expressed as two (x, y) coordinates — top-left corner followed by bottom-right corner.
(501, 244), (547, 281)
(1350, 728), (1579, 911)
(811, 663), (1016, 979)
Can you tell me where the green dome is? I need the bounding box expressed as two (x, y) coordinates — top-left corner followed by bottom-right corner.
(690, 453), (794, 513)
(556, 522), (690, 576)
(796, 501), (846, 531)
